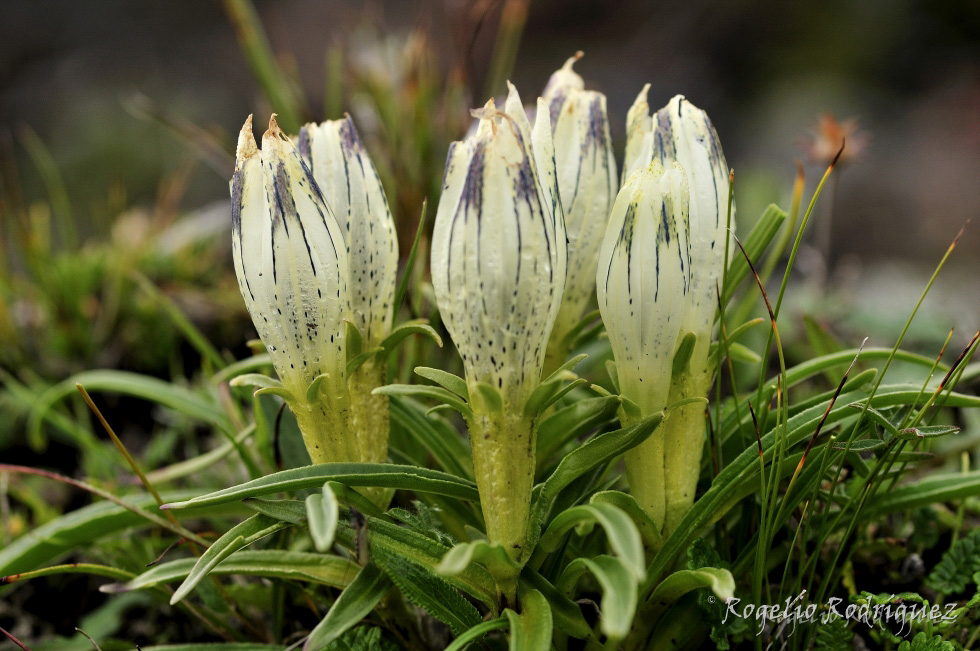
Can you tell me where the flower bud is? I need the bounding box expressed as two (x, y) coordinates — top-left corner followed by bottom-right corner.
(297, 116), (400, 470)
(541, 54), (618, 372)
(231, 115), (352, 464)
(232, 115), (349, 400)
(596, 160), (690, 526)
(298, 116), (398, 348)
(624, 90), (732, 339)
(597, 160), (691, 416)
(431, 83), (567, 406)
(431, 83), (567, 570)
(621, 89), (734, 532)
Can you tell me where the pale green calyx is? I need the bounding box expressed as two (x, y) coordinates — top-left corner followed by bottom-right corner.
(431, 83), (568, 407)
(596, 160), (691, 416)
(541, 53), (618, 365)
(298, 116), (398, 349)
(231, 114), (349, 403)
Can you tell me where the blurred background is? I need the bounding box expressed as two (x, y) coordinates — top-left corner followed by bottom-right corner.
(1, 0), (979, 389)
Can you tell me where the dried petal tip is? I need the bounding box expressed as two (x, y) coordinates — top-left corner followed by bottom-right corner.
(563, 51), (584, 70)
(470, 97), (498, 120)
(236, 114), (258, 162)
(266, 113), (282, 138)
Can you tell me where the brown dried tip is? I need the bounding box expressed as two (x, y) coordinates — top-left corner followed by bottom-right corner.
(236, 114), (258, 162)
(562, 51), (585, 71)
(470, 97), (498, 120)
(267, 113), (282, 138)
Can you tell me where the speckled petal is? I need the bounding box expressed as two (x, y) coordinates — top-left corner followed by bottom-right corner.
(596, 161), (691, 414)
(298, 116), (398, 347)
(231, 115), (349, 399)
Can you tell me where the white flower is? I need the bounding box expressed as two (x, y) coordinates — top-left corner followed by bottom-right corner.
(596, 160), (691, 416)
(231, 115), (349, 403)
(624, 90), (732, 341)
(298, 116), (398, 348)
(431, 83), (567, 406)
(541, 53), (618, 358)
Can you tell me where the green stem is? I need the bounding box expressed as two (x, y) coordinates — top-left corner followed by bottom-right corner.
(662, 371), (710, 536)
(468, 406), (534, 607)
(624, 414), (666, 530)
(348, 358), (391, 506)
(292, 394), (355, 465)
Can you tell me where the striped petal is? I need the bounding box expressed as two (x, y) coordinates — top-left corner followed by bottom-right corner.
(651, 94), (732, 339)
(596, 160), (691, 414)
(432, 90), (567, 406)
(231, 115), (349, 399)
(542, 54), (618, 340)
(298, 116), (398, 348)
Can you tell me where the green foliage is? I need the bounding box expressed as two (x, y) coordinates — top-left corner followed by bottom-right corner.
(813, 616), (854, 651)
(926, 529), (980, 595)
(323, 626), (404, 651)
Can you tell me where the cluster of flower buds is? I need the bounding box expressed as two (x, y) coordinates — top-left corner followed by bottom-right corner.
(602, 88), (733, 532)
(230, 113), (399, 471)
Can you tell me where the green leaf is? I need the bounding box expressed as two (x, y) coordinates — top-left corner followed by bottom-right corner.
(542, 413), (664, 500)
(648, 567), (736, 606)
(373, 384), (472, 420)
(381, 321), (443, 357)
(672, 333), (698, 378)
(229, 373), (283, 391)
(926, 528), (980, 595)
(29, 370), (236, 445)
(334, 512), (496, 607)
(726, 341), (761, 365)
(306, 373), (329, 403)
(436, 540), (519, 578)
(392, 199), (428, 315)
(171, 514), (290, 604)
(505, 588), (552, 651)
(346, 319), (364, 358)
(443, 618), (509, 651)
(347, 347), (384, 376)
(866, 470), (980, 517)
(161, 463), (480, 510)
(847, 403), (900, 439)
(372, 544), (482, 636)
(306, 483), (339, 552)
(605, 359), (620, 393)
(590, 491), (664, 552)
(137, 645), (285, 651)
(558, 556), (636, 641)
(475, 382), (503, 413)
(414, 367), (469, 400)
(896, 424), (960, 440)
(536, 396), (621, 468)
(537, 503), (645, 580)
(305, 564), (392, 651)
(0, 490), (229, 576)
(103, 550), (358, 594)
(322, 626), (402, 651)
(831, 439), (886, 451)
(722, 203), (786, 305)
(389, 397), (472, 479)
(813, 614), (854, 651)
(243, 498), (307, 523)
(518, 569), (594, 640)
(897, 632), (955, 651)
(212, 353), (273, 385)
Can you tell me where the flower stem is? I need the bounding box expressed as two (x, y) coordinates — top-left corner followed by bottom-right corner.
(468, 406), (534, 607)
